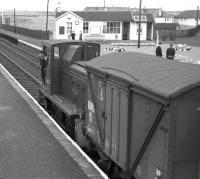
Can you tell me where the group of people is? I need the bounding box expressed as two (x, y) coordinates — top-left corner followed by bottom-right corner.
(70, 31), (82, 40)
(156, 43), (176, 60)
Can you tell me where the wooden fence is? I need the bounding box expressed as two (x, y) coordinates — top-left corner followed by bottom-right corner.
(0, 24), (50, 40)
(153, 25), (200, 41)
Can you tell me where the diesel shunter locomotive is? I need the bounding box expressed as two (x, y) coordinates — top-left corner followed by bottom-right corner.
(39, 40), (200, 179)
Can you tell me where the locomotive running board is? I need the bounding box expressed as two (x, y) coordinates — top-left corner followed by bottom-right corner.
(127, 104), (168, 179)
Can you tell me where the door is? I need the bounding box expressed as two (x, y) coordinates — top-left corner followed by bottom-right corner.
(122, 22), (130, 40)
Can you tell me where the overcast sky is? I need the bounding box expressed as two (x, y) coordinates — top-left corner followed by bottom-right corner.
(0, 0), (199, 11)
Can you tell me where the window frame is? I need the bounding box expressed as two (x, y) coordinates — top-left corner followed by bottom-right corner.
(83, 21), (89, 34)
(66, 22), (72, 34)
(59, 26), (65, 35)
(103, 21), (120, 34)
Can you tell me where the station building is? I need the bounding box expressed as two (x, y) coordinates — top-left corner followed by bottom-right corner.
(55, 11), (154, 41)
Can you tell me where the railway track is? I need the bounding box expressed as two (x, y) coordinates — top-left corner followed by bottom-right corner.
(0, 38), (41, 100)
(0, 39), (103, 175)
(18, 40), (41, 57)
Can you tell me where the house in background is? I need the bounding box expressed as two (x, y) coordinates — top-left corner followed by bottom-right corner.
(153, 23), (180, 40)
(155, 14), (174, 23)
(55, 10), (154, 41)
(174, 10), (200, 27)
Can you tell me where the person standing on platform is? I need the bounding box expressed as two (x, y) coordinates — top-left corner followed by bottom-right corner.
(71, 31), (76, 40)
(155, 42), (162, 57)
(79, 31), (82, 40)
(166, 44), (175, 60)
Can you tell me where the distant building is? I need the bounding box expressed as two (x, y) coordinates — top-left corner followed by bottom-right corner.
(174, 10), (200, 27)
(55, 10), (154, 41)
(154, 14), (174, 23)
(141, 8), (163, 17)
(154, 23), (180, 31)
(84, 7), (177, 24)
(153, 23), (180, 40)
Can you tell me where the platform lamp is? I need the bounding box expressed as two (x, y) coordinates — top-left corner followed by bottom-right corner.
(45, 0), (49, 40)
(137, 0), (142, 48)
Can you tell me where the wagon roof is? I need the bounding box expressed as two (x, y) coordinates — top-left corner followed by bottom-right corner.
(41, 39), (98, 46)
(86, 52), (200, 99)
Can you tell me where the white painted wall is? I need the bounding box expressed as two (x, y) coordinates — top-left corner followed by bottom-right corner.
(55, 12), (83, 39)
(155, 17), (174, 23)
(130, 22), (147, 40)
(82, 21), (123, 40)
(174, 18), (199, 27)
(55, 12), (151, 40)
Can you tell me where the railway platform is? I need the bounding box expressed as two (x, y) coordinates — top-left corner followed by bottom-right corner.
(0, 64), (108, 178)
(0, 28), (42, 49)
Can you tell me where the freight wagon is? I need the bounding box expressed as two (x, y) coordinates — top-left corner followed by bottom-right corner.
(85, 52), (200, 179)
(38, 40), (200, 179)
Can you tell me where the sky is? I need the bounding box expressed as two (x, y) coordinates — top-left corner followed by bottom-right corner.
(0, 0), (199, 12)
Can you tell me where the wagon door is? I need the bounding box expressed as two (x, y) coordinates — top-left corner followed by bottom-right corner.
(86, 72), (129, 170)
(104, 81), (129, 170)
(86, 73), (106, 147)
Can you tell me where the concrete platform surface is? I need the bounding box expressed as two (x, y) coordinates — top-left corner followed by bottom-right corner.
(0, 64), (108, 179)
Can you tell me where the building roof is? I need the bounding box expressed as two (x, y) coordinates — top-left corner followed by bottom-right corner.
(56, 11), (154, 22)
(175, 10), (200, 18)
(86, 52), (200, 99)
(154, 23), (180, 30)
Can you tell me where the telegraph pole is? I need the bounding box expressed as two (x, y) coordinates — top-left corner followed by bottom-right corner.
(46, 0), (49, 39)
(1, 10), (3, 24)
(137, 0), (142, 48)
(14, 8), (16, 33)
(197, 5), (199, 27)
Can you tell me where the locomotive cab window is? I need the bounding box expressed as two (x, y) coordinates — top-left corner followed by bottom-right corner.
(53, 47), (59, 59)
(63, 45), (84, 66)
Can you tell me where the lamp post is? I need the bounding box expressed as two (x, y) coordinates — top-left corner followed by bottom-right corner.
(137, 0), (142, 48)
(46, 0), (49, 39)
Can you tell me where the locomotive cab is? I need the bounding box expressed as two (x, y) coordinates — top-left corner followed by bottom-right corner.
(39, 40), (100, 144)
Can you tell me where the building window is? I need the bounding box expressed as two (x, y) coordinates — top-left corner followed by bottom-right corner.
(83, 22), (89, 33)
(133, 15), (146, 21)
(59, 26), (65, 35)
(66, 22), (72, 34)
(103, 22), (120, 34)
(137, 24), (142, 35)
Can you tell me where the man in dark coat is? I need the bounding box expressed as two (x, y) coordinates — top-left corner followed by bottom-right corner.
(71, 31), (76, 40)
(155, 42), (162, 57)
(166, 44), (175, 60)
(39, 50), (48, 85)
